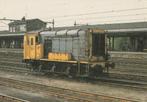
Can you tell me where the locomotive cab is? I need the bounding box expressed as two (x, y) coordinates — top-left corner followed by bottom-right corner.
(24, 33), (44, 60)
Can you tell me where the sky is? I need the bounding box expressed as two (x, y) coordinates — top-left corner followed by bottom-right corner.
(0, 0), (147, 30)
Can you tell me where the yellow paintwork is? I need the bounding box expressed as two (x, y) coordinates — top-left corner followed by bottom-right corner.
(24, 33), (44, 60)
(41, 58), (77, 63)
(48, 52), (71, 61)
(89, 29), (105, 33)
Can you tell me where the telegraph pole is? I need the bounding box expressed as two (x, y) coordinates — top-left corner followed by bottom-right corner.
(46, 19), (55, 30)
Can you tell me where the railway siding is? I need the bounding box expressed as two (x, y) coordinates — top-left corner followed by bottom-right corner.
(109, 51), (147, 59)
(0, 77), (139, 102)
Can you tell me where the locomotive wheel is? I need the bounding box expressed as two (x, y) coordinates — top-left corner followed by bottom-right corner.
(69, 66), (77, 77)
(50, 64), (56, 73)
(66, 66), (71, 75)
(26, 63), (34, 72)
(38, 64), (42, 72)
(89, 65), (103, 77)
(65, 65), (77, 77)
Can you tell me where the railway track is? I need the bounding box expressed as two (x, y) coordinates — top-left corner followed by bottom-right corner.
(0, 52), (146, 85)
(0, 60), (26, 67)
(0, 49), (147, 91)
(0, 77), (139, 102)
(92, 76), (147, 90)
(0, 61), (147, 84)
(0, 51), (27, 73)
(108, 72), (147, 82)
(111, 58), (147, 65)
(0, 94), (29, 102)
(0, 48), (147, 69)
(0, 57), (22, 62)
(0, 63), (147, 91)
(0, 65), (29, 73)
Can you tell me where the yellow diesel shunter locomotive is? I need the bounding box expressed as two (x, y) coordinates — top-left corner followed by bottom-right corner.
(23, 28), (113, 77)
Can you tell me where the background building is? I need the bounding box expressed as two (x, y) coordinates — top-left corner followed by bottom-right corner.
(55, 21), (147, 52)
(8, 18), (46, 32)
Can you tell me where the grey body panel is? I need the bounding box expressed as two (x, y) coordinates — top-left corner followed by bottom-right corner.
(40, 29), (89, 60)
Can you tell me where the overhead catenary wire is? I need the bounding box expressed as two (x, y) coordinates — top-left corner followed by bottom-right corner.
(75, 18), (147, 26)
(55, 12), (147, 22)
(48, 7), (147, 19)
(40, 7), (147, 26)
(1, 7), (147, 28)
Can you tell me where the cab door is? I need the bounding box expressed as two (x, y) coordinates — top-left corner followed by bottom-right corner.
(92, 33), (105, 56)
(29, 36), (36, 59)
(35, 35), (44, 59)
(24, 34), (30, 59)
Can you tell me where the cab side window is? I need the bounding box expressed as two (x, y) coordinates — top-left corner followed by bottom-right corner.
(36, 36), (38, 44)
(31, 38), (34, 45)
(36, 35), (41, 44)
(27, 40), (29, 45)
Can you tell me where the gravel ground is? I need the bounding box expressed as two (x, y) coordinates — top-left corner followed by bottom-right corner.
(0, 71), (147, 102)
(0, 86), (63, 102)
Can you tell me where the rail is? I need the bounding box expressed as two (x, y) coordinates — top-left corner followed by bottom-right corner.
(0, 94), (30, 102)
(0, 77), (139, 102)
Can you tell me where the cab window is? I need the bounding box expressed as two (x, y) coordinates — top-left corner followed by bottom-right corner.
(31, 38), (34, 45)
(36, 36), (38, 44)
(36, 35), (42, 44)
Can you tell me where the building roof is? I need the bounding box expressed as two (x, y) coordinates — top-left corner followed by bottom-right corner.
(0, 30), (25, 36)
(8, 18), (46, 26)
(0, 30), (10, 34)
(0, 33), (24, 37)
(92, 21), (147, 30)
(55, 21), (147, 33)
(1, 21), (147, 36)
